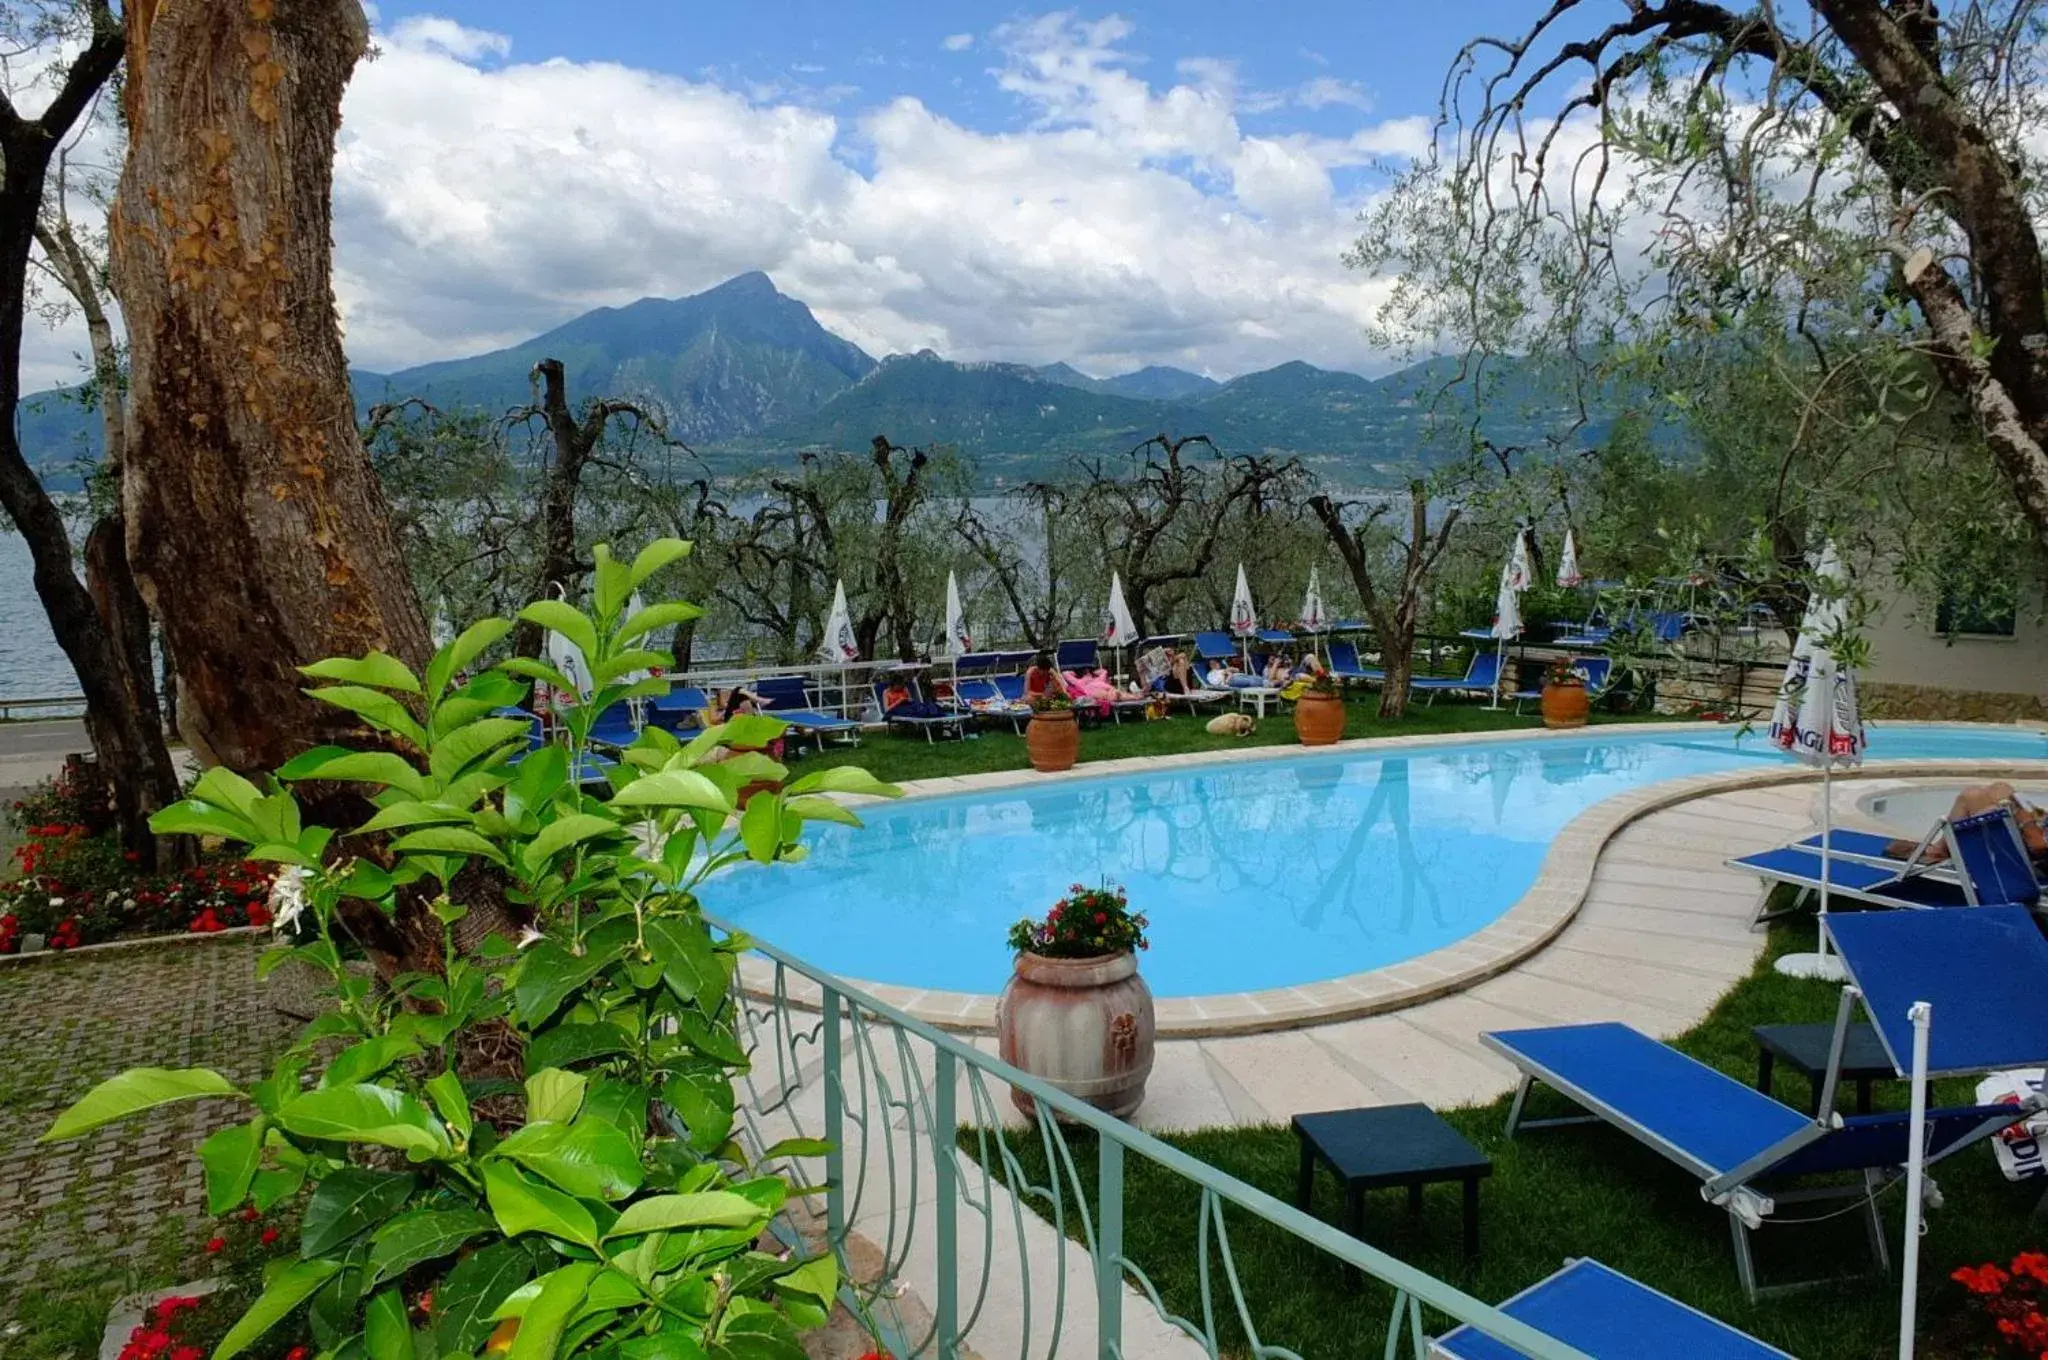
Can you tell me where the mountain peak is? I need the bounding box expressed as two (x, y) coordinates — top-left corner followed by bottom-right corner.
(704, 270), (778, 298)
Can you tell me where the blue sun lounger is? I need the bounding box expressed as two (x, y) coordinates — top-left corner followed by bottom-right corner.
(1327, 640), (1384, 684)
(955, 677), (1029, 731)
(1487, 905), (2048, 1301)
(1433, 1259), (1791, 1359)
(871, 678), (967, 743)
(1411, 649), (1502, 704)
(1055, 638), (1101, 672)
(648, 685), (711, 733)
(752, 675), (861, 750)
(1732, 807), (2037, 920)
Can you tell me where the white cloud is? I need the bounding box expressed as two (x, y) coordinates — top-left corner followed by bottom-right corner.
(1296, 76), (1370, 110)
(385, 16), (509, 62)
(24, 11), (1431, 393)
(941, 33), (973, 52)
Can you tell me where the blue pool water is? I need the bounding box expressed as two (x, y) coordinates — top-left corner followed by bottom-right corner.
(713, 724), (2048, 997)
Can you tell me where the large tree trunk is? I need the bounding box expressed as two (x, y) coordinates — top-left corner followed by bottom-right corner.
(0, 6), (180, 858)
(111, 0), (430, 775)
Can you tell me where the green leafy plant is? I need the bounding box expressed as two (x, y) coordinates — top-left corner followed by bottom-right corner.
(43, 539), (900, 1359)
(1028, 689), (1074, 714)
(1541, 656), (1588, 688)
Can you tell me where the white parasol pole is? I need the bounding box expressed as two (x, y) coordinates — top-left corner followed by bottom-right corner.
(1898, 1000), (1932, 1360)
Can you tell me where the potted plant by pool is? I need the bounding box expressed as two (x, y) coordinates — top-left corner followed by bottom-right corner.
(1291, 668), (1345, 746)
(1026, 689), (1080, 772)
(997, 882), (1155, 1120)
(1540, 656), (1592, 729)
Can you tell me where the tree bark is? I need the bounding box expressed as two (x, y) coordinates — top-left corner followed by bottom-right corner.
(870, 436), (929, 662)
(0, 3), (180, 856)
(508, 359), (661, 657)
(111, 0), (432, 775)
(1310, 483), (1459, 720)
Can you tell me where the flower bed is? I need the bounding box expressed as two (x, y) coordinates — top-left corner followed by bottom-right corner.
(1, 774), (276, 953)
(105, 1206), (311, 1360)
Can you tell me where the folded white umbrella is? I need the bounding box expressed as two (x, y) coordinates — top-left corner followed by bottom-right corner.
(1300, 566), (1328, 635)
(1507, 529), (1533, 592)
(818, 579), (859, 662)
(1103, 571), (1138, 647)
(1768, 541), (1865, 982)
(1557, 529), (1583, 588)
(1230, 564), (1258, 636)
(1487, 559), (1524, 710)
(942, 570), (971, 658)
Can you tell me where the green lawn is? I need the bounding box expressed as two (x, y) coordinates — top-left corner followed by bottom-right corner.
(971, 918), (2032, 1360)
(790, 696), (1665, 785)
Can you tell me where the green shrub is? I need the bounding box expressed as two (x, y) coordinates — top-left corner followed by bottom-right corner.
(43, 539), (900, 1359)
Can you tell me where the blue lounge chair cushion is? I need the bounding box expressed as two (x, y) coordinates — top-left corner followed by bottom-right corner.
(1435, 1259), (1791, 1359)
(1828, 905), (2048, 1076)
(1056, 639), (1101, 671)
(1947, 808), (2041, 907)
(1486, 1023), (1809, 1178)
(777, 709), (858, 733)
(1728, 846), (1969, 907)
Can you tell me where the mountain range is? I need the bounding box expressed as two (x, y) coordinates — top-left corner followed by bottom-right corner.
(17, 271), (1618, 484)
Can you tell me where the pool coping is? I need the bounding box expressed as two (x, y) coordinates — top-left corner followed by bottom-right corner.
(736, 720), (2048, 1036)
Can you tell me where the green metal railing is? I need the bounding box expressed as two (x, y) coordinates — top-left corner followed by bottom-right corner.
(711, 918), (1591, 1360)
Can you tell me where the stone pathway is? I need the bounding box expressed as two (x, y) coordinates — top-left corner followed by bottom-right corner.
(0, 937), (296, 1309)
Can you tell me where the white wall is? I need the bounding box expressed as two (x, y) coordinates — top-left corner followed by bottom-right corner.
(1863, 585), (2048, 699)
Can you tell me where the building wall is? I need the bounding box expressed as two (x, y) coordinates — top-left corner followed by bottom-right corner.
(1862, 586), (2048, 720)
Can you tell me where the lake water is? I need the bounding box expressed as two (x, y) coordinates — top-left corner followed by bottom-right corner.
(0, 535), (77, 700)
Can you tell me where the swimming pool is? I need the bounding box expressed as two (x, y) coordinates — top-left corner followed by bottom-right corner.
(713, 724), (2048, 998)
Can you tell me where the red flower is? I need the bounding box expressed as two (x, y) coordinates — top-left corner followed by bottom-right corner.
(171, 1347), (204, 1360)
(246, 903), (271, 927)
(260, 1226), (279, 1246)
(239, 1205), (259, 1221)
(284, 1349), (311, 1360)
(1956, 1262), (2012, 1295)
(204, 1236), (225, 1254)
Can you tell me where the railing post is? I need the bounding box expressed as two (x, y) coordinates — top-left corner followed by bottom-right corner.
(822, 985), (844, 1248)
(1098, 1137), (1124, 1360)
(934, 1047), (958, 1359)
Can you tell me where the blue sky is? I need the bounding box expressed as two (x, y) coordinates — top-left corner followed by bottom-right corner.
(21, 4), (1557, 387)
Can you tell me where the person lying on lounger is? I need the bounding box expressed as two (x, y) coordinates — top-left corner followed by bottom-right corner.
(1885, 781), (2048, 863)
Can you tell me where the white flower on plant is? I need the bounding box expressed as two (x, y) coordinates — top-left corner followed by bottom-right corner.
(47, 896), (62, 908)
(516, 925), (545, 951)
(267, 866), (309, 933)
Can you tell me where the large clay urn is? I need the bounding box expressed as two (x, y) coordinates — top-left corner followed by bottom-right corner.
(1025, 707), (1080, 772)
(1540, 681), (1590, 729)
(1292, 691), (1345, 746)
(997, 951), (1155, 1120)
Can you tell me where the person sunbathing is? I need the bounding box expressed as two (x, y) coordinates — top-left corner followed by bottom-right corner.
(1262, 654), (1292, 688)
(1885, 781), (2048, 863)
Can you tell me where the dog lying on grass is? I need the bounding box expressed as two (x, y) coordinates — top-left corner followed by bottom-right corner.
(1205, 712), (1255, 738)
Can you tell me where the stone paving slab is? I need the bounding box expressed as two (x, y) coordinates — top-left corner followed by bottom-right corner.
(0, 936), (296, 1308)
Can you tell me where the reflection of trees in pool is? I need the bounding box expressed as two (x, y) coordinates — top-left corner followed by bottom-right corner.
(1289, 757), (1445, 940)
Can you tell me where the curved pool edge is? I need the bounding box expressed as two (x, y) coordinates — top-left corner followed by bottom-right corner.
(736, 722), (2048, 1037)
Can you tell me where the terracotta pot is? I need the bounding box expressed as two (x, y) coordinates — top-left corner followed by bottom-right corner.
(1541, 681), (1590, 729)
(997, 951), (1155, 1120)
(1025, 708), (1080, 772)
(1292, 691), (1345, 746)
